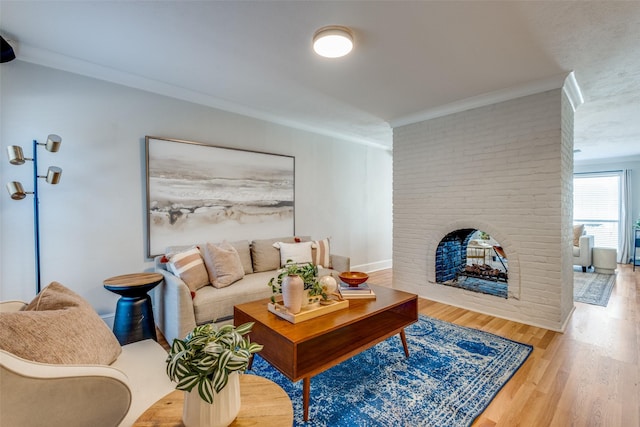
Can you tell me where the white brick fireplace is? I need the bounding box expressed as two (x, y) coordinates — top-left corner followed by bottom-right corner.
(392, 76), (581, 331)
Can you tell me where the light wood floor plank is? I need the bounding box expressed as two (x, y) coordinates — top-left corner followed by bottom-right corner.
(367, 264), (639, 427)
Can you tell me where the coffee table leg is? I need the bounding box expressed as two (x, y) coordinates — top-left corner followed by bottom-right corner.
(303, 376), (310, 421)
(400, 329), (410, 357)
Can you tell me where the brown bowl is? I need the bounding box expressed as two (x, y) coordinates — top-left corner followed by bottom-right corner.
(339, 271), (369, 286)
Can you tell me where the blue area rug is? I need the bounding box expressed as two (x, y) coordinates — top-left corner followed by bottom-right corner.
(249, 315), (533, 426)
(574, 271), (616, 306)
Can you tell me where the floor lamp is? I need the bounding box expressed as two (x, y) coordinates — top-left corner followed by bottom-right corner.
(6, 135), (63, 294)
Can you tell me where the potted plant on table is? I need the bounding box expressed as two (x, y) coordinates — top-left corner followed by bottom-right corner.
(166, 322), (263, 427)
(268, 260), (325, 314)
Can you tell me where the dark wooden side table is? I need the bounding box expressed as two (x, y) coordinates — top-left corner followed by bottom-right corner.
(103, 272), (163, 345)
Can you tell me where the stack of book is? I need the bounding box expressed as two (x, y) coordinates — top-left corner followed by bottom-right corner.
(338, 282), (376, 299)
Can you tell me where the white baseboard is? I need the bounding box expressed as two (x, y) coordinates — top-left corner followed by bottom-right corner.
(351, 259), (392, 273)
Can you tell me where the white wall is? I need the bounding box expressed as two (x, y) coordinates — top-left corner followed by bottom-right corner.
(0, 62), (392, 316)
(393, 89), (575, 332)
(574, 156), (640, 262)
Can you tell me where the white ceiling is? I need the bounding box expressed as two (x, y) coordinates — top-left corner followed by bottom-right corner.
(2, 1), (639, 162)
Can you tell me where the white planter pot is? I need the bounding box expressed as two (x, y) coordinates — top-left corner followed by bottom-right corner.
(182, 371), (241, 427)
(281, 274), (304, 314)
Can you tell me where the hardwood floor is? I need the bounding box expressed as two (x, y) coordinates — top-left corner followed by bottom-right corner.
(368, 265), (639, 427)
(158, 266), (638, 426)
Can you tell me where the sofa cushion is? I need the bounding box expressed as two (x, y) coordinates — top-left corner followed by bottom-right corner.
(167, 247), (210, 293)
(573, 224), (585, 247)
(251, 236), (310, 272)
(312, 237), (332, 268)
(193, 271), (277, 324)
(0, 282), (122, 365)
(274, 241), (314, 266)
(203, 241), (245, 288)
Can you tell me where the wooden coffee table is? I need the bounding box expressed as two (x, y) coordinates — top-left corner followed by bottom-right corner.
(234, 284), (418, 421)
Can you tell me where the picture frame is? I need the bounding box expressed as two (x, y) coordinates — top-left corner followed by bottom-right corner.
(145, 136), (295, 258)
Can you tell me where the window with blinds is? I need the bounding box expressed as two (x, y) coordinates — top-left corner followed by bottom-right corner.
(573, 172), (620, 249)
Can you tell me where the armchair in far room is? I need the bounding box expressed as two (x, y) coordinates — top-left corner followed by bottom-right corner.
(572, 224), (594, 272)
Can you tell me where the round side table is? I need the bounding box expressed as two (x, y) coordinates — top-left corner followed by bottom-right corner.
(133, 374), (294, 426)
(104, 272), (163, 345)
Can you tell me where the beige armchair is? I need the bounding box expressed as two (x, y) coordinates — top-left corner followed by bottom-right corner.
(0, 296), (174, 427)
(573, 234), (594, 272)
(1, 347), (131, 427)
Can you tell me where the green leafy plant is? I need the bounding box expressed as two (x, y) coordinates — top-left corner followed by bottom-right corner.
(635, 217), (640, 228)
(268, 260), (324, 303)
(166, 322), (262, 404)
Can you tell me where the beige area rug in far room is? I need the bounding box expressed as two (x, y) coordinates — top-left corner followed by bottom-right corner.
(573, 270), (616, 306)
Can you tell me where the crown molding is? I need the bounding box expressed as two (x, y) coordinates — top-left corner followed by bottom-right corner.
(562, 71), (584, 112)
(390, 72), (579, 128)
(14, 43), (392, 151)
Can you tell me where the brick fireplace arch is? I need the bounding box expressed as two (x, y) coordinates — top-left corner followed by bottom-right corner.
(427, 221), (521, 300)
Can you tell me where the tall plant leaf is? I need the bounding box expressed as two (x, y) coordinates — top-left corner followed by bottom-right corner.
(198, 376), (214, 403)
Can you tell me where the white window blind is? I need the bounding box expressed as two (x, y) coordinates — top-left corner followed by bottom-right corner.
(573, 173), (620, 249)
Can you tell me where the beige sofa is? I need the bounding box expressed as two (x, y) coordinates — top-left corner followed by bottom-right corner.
(0, 284), (174, 427)
(153, 236), (350, 344)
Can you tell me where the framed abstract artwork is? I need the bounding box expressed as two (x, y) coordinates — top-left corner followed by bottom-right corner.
(145, 136), (295, 258)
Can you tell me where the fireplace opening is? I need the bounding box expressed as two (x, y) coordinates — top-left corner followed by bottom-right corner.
(435, 229), (508, 298)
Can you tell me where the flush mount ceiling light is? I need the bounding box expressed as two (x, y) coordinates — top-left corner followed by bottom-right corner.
(313, 26), (353, 58)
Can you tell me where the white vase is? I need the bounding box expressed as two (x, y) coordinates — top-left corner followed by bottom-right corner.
(281, 274), (304, 314)
(182, 371), (241, 427)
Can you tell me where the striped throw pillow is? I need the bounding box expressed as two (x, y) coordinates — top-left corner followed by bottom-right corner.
(312, 238), (331, 268)
(167, 247), (209, 293)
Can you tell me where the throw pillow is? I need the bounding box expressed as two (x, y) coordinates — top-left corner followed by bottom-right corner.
(203, 241), (245, 288)
(0, 281), (122, 365)
(573, 224), (585, 247)
(251, 236), (311, 272)
(165, 241), (253, 275)
(312, 237), (332, 268)
(273, 241), (314, 266)
(167, 247), (210, 293)
(229, 240), (254, 275)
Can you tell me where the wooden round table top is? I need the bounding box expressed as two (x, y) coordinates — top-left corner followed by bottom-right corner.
(133, 374), (293, 427)
(104, 272), (163, 288)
